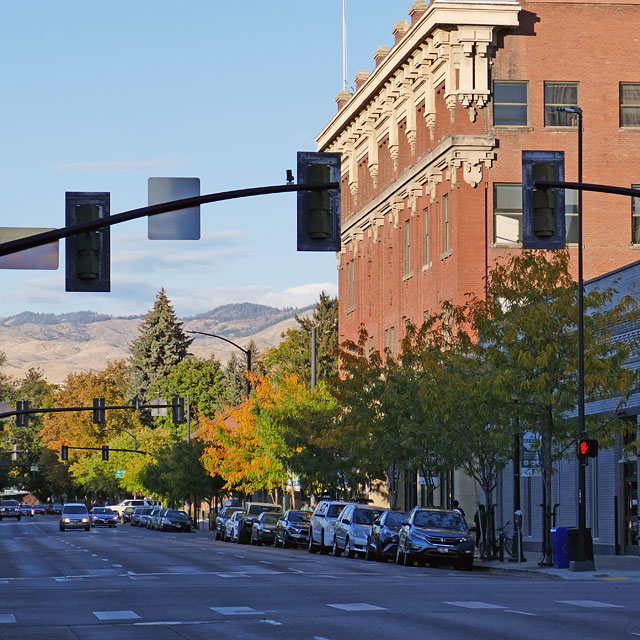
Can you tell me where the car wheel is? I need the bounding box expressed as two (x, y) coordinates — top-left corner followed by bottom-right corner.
(320, 531), (329, 555)
(273, 533), (280, 548)
(85, 526), (90, 532)
(250, 531), (256, 545)
(459, 558), (473, 571)
(215, 529), (221, 540)
(416, 559), (426, 567)
(282, 533), (291, 549)
(365, 542), (373, 561)
(238, 529), (249, 545)
(308, 530), (318, 554)
(345, 537), (355, 559)
(332, 540), (342, 557)
(17, 516), (21, 521)
(59, 525), (64, 532)
(395, 545), (403, 565)
(403, 547), (414, 567)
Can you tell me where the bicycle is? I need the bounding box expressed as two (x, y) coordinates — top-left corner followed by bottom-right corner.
(478, 520), (513, 561)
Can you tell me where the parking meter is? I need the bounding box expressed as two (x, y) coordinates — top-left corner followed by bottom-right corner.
(514, 510), (524, 564)
(514, 509), (523, 531)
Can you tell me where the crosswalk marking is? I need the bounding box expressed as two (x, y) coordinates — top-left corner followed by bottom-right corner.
(444, 601), (505, 609)
(93, 610), (141, 621)
(210, 606), (264, 615)
(327, 603), (386, 612)
(557, 600), (624, 608)
(0, 614), (16, 623)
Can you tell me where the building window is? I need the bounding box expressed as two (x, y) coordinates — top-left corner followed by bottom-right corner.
(404, 219), (411, 275)
(345, 259), (355, 311)
(620, 83), (640, 127)
(493, 81), (528, 126)
(384, 329), (389, 357)
(544, 82), (579, 127)
(632, 185), (640, 244)
(442, 195), (449, 253)
(423, 208), (429, 266)
(494, 184), (579, 244)
(494, 184), (522, 244)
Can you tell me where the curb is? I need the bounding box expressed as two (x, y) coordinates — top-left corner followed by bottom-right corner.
(473, 563), (563, 580)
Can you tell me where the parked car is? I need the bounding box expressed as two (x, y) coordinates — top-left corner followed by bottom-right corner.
(224, 510), (245, 542)
(20, 504), (35, 517)
(59, 503), (90, 532)
(145, 508), (163, 529)
(121, 506), (137, 524)
(131, 507), (154, 527)
(396, 507), (475, 570)
(236, 502), (283, 544)
(149, 508), (167, 530)
(33, 504), (46, 515)
(0, 499), (22, 520)
(308, 500), (349, 554)
(332, 503), (385, 558)
(365, 510), (406, 561)
(274, 510), (311, 548)
(49, 503), (63, 515)
(90, 507), (118, 528)
(108, 498), (155, 520)
(161, 510), (192, 533)
(250, 511), (280, 546)
(215, 506), (244, 540)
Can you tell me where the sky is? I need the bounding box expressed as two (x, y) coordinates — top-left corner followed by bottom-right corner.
(0, 1), (411, 319)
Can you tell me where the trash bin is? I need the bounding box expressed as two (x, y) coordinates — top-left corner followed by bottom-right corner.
(551, 526), (571, 568)
(567, 527), (594, 562)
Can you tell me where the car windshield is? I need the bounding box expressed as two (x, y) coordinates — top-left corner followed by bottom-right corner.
(288, 511), (310, 523)
(327, 504), (346, 517)
(64, 505), (88, 514)
(249, 505), (280, 515)
(93, 508), (114, 514)
(261, 513), (280, 524)
(385, 512), (407, 527)
(2, 500), (19, 506)
(353, 508), (384, 525)
(167, 510), (188, 519)
(413, 511), (466, 531)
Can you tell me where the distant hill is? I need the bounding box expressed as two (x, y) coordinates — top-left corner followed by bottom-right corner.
(0, 303), (310, 384)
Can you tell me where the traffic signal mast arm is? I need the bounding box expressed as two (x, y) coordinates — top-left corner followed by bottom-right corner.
(534, 181), (640, 199)
(0, 182), (339, 258)
(62, 445), (154, 457)
(0, 400), (178, 421)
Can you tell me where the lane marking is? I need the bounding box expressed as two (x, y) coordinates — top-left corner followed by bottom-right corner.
(261, 619), (283, 625)
(93, 610), (141, 621)
(327, 603), (386, 612)
(504, 609), (537, 616)
(210, 606), (264, 616)
(112, 564), (122, 568)
(444, 601), (506, 609)
(0, 614), (16, 624)
(557, 600), (624, 608)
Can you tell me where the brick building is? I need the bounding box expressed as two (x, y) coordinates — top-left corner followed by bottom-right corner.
(316, 0), (640, 551)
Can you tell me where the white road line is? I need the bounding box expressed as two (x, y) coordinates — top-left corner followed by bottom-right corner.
(93, 610), (141, 621)
(112, 564), (122, 568)
(444, 602), (506, 609)
(327, 603), (386, 612)
(261, 619), (283, 625)
(210, 606), (264, 616)
(0, 614), (16, 624)
(557, 600), (624, 608)
(260, 561), (272, 564)
(504, 609), (537, 616)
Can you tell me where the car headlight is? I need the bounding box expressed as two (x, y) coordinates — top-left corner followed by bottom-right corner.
(458, 536), (472, 544)
(352, 525), (369, 537)
(82, 518), (89, 523)
(409, 529), (430, 542)
(62, 518), (70, 523)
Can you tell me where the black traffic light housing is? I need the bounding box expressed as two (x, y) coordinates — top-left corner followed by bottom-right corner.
(61, 445), (68, 461)
(522, 150), (566, 250)
(65, 192), (111, 292)
(577, 438), (598, 460)
(101, 445), (109, 461)
(16, 400), (29, 427)
(296, 151), (341, 252)
(93, 397), (106, 424)
(172, 396), (185, 424)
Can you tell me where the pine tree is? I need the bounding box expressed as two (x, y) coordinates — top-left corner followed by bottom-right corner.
(127, 288), (193, 407)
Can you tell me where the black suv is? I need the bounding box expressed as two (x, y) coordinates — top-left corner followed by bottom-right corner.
(365, 510), (406, 561)
(396, 507), (474, 570)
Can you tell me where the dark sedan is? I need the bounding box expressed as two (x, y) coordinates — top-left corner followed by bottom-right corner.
(396, 507), (474, 570)
(161, 510), (192, 532)
(274, 510), (311, 548)
(250, 511), (280, 546)
(90, 507), (118, 528)
(365, 510), (406, 561)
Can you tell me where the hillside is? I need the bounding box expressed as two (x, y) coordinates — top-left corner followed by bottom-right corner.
(0, 303), (310, 384)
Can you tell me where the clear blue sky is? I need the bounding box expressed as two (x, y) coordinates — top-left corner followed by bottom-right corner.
(0, 1), (410, 318)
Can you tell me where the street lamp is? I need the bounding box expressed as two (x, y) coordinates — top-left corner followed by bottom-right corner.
(557, 105), (593, 571)
(102, 427), (137, 451)
(187, 330), (252, 397)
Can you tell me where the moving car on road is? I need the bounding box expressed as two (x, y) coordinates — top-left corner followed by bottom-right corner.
(274, 510), (311, 548)
(396, 507), (475, 570)
(90, 507), (118, 528)
(20, 504), (35, 517)
(0, 500), (22, 520)
(332, 504), (385, 558)
(59, 503), (90, 532)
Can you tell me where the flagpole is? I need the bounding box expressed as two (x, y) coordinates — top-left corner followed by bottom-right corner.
(342, 0), (347, 92)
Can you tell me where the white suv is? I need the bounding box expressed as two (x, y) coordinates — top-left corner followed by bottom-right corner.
(108, 499), (153, 520)
(308, 500), (349, 554)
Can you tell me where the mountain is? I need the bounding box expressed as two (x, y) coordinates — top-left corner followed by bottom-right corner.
(0, 303), (310, 385)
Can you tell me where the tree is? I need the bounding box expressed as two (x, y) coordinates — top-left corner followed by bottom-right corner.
(466, 250), (639, 563)
(220, 340), (261, 407)
(127, 288), (193, 409)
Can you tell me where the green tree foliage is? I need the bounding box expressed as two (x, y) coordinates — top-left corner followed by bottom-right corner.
(264, 292), (338, 386)
(127, 288), (193, 408)
(220, 340), (261, 408)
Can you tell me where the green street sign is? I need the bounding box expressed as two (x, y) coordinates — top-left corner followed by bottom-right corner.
(115, 470), (125, 478)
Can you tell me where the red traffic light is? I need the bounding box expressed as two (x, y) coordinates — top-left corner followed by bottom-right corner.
(578, 438), (598, 459)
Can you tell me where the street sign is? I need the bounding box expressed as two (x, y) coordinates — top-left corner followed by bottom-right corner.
(0, 227), (58, 269)
(115, 470), (125, 478)
(521, 431), (542, 476)
(148, 177), (200, 240)
(150, 397), (167, 417)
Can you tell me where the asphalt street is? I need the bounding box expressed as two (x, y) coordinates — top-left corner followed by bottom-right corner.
(0, 516), (638, 639)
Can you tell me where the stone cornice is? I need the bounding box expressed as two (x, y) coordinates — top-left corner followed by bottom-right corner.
(317, 0), (520, 151)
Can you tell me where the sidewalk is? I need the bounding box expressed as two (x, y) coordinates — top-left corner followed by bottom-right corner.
(476, 551), (640, 581)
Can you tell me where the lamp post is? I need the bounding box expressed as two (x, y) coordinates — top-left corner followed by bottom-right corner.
(187, 330), (252, 397)
(557, 105), (593, 571)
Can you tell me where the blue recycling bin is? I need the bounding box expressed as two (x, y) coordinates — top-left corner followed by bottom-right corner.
(551, 526), (571, 568)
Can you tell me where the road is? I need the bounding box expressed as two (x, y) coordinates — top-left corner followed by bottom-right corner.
(0, 515), (638, 639)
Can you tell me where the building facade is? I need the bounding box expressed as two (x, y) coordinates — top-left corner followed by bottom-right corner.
(316, 0), (640, 550)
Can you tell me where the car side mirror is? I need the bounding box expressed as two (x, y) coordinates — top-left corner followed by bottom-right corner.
(343, 518), (351, 525)
(401, 520), (409, 526)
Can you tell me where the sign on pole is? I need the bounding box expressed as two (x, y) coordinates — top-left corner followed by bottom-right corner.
(521, 431), (542, 476)
(148, 178), (200, 240)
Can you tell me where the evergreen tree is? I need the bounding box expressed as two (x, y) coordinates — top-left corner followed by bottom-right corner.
(127, 288), (193, 408)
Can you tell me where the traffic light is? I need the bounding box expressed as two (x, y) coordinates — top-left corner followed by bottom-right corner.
(577, 438), (598, 460)
(65, 192), (110, 292)
(61, 445), (68, 461)
(172, 396), (185, 424)
(101, 445), (109, 461)
(522, 150), (566, 249)
(93, 397), (106, 424)
(296, 151), (341, 251)
(16, 400), (29, 427)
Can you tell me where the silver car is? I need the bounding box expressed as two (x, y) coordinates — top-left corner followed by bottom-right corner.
(224, 510), (245, 542)
(59, 503), (90, 532)
(332, 504), (385, 558)
(308, 500), (349, 554)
